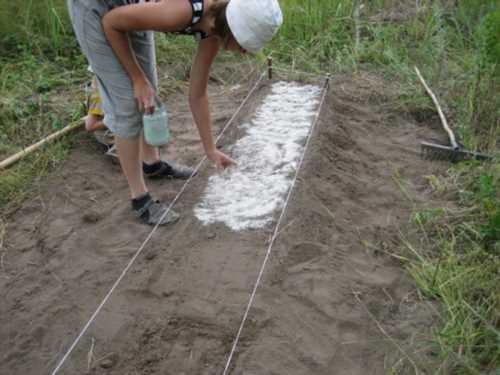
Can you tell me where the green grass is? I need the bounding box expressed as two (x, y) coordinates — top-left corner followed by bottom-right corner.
(0, 0), (499, 372)
(0, 44), (88, 208)
(408, 161), (500, 374)
(0, 0), (70, 55)
(0, 0), (85, 209)
(272, 0), (499, 151)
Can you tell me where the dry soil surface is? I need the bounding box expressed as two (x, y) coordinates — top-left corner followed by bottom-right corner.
(0, 70), (447, 375)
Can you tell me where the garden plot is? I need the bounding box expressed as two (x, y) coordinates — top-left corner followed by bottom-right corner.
(0, 73), (446, 375)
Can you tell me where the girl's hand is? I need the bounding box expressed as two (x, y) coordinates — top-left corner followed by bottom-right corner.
(133, 77), (155, 114)
(207, 149), (237, 171)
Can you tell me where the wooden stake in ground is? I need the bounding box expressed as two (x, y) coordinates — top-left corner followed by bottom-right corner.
(0, 119), (84, 170)
(267, 56), (273, 80)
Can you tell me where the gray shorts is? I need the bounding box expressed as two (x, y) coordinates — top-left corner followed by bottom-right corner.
(67, 0), (158, 139)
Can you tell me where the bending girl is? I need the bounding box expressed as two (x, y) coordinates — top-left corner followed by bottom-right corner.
(67, 0), (282, 225)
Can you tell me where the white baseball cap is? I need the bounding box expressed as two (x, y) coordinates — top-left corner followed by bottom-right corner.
(226, 0), (283, 53)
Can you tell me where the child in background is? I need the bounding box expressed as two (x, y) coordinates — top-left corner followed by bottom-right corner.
(85, 72), (116, 155)
(85, 75), (107, 133)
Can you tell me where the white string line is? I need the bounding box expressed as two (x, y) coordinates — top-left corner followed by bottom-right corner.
(49, 72), (265, 375)
(222, 76), (331, 375)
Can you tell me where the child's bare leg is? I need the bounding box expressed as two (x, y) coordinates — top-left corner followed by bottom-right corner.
(85, 114), (107, 132)
(115, 135), (148, 199)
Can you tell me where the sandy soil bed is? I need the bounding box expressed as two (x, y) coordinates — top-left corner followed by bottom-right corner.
(0, 70), (447, 375)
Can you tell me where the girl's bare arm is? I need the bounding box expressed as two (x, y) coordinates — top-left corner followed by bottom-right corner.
(189, 36), (220, 156)
(189, 37), (236, 168)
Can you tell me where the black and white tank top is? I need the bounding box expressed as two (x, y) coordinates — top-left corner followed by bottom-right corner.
(115, 0), (208, 40)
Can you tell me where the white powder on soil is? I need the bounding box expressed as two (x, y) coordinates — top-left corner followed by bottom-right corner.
(194, 81), (321, 231)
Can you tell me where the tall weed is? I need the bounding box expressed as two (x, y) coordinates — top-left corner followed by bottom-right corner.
(0, 0), (71, 56)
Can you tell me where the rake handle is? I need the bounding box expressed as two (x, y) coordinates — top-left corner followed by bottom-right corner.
(0, 119), (84, 170)
(414, 66), (459, 150)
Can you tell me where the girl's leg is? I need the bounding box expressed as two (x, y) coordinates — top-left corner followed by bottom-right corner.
(116, 134), (179, 224)
(140, 136), (160, 165)
(140, 137), (195, 179)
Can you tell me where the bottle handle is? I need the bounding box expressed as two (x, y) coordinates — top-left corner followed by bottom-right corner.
(154, 95), (165, 111)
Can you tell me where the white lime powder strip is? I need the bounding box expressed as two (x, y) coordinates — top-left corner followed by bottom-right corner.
(195, 81), (321, 231)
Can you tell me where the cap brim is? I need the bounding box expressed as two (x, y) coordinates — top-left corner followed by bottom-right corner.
(226, 1), (261, 53)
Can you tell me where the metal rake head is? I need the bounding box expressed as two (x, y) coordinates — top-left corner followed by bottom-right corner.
(421, 141), (491, 162)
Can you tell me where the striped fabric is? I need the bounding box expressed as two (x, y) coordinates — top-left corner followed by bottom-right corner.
(175, 0), (208, 40)
(121, 0), (208, 39)
(122, 0), (157, 4)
